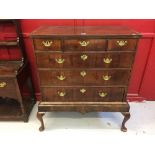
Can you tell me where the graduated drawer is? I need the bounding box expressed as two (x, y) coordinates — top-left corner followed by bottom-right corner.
(41, 87), (124, 102)
(0, 77), (17, 99)
(35, 52), (135, 68)
(64, 39), (106, 51)
(107, 39), (138, 51)
(38, 69), (130, 86)
(33, 39), (61, 51)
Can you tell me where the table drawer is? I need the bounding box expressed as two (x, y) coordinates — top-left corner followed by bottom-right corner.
(38, 69), (130, 86)
(64, 39), (106, 51)
(36, 52), (135, 68)
(41, 87), (124, 102)
(107, 39), (137, 51)
(33, 39), (61, 51)
(0, 77), (17, 99)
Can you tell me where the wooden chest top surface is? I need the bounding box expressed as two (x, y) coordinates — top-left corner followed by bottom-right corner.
(30, 26), (141, 38)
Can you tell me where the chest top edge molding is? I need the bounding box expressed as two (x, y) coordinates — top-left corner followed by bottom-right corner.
(30, 26), (141, 38)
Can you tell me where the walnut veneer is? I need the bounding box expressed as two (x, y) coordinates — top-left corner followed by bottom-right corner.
(30, 26), (141, 131)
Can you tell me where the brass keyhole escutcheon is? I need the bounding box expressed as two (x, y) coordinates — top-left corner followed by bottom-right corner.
(80, 71), (86, 77)
(80, 88), (86, 94)
(81, 54), (88, 61)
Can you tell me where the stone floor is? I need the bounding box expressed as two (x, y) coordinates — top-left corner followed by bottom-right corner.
(0, 101), (155, 155)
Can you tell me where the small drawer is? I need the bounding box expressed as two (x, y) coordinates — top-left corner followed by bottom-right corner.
(36, 52), (135, 68)
(38, 69), (130, 86)
(107, 39), (137, 51)
(64, 39), (106, 51)
(33, 39), (61, 51)
(41, 87), (124, 102)
(0, 77), (17, 99)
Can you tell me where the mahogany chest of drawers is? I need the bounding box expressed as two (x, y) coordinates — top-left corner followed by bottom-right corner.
(30, 26), (141, 131)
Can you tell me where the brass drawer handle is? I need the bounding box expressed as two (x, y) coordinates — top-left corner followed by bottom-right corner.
(42, 40), (53, 47)
(79, 41), (89, 47)
(81, 54), (88, 61)
(0, 82), (7, 88)
(58, 91), (66, 97)
(57, 75), (66, 81)
(116, 40), (127, 47)
(102, 75), (111, 81)
(55, 58), (65, 64)
(103, 58), (112, 64)
(99, 92), (107, 98)
(80, 88), (86, 94)
(80, 71), (86, 77)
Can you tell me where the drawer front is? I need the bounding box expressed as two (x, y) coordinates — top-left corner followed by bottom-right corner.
(107, 39), (137, 51)
(0, 78), (17, 99)
(33, 39), (61, 51)
(38, 69), (130, 86)
(36, 52), (135, 68)
(64, 39), (106, 51)
(41, 87), (124, 102)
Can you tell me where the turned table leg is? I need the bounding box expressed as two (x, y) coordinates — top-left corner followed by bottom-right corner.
(37, 112), (45, 131)
(121, 112), (131, 132)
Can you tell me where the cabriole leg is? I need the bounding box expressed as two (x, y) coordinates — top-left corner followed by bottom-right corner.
(121, 112), (130, 132)
(37, 112), (45, 131)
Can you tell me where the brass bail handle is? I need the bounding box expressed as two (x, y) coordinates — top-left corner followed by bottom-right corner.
(42, 40), (53, 47)
(99, 92), (107, 98)
(116, 40), (128, 47)
(79, 41), (89, 47)
(102, 75), (111, 81)
(55, 58), (65, 64)
(0, 82), (7, 88)
(58, 91), (66, 97)
(57, 75), (66, 81)
(103, 58), (112, 64)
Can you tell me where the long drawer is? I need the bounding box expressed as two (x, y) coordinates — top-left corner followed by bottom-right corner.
(38, 69), (130, 86)
(41, 87), (125, 102)
(35, 52), (135, 68)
